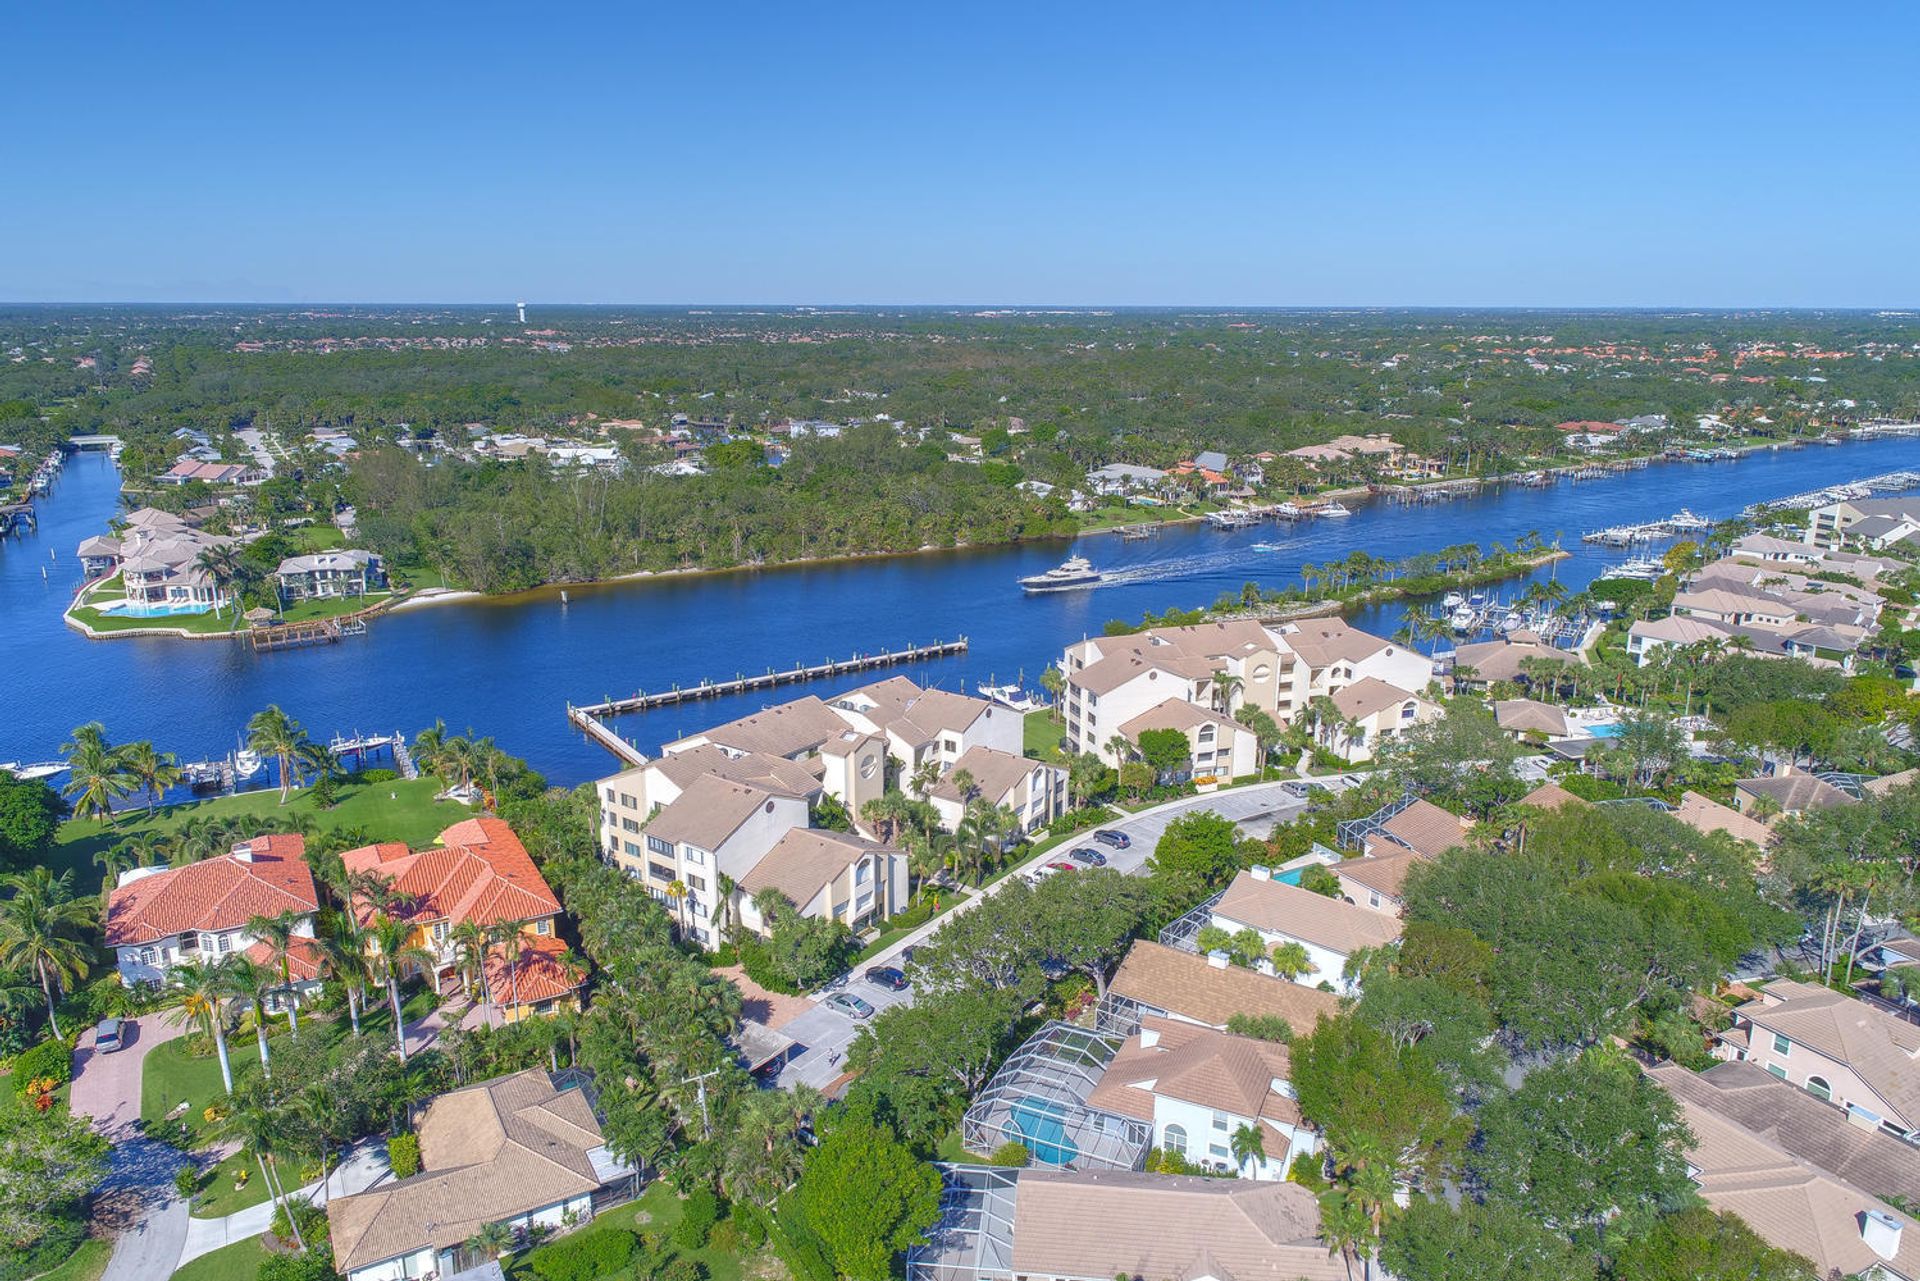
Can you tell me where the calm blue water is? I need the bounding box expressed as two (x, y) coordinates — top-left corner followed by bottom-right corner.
(5, 440), (1920, 785)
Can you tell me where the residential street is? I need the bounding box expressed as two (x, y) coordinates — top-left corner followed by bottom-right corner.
(770, 778), (1323, 1090)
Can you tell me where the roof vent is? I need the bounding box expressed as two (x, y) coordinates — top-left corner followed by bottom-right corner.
(1249, 865), (1272, 881)
(1206, 950), (1231, 970)
(1864, 1210), (1903, 1260)
(231, 842), (254, 863)
(1139, 1027), (1161, 1049)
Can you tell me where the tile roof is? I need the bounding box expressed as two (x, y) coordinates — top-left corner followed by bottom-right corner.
(682, 695), (850, 758)
(1275, 617), (1391, 668)
(1213, 871), (1403, 955)
(1866, 768), (1920, 799)
(1377, 799), (1471, 859)
(1108, 941), (1340, 1035)
(1010, 1170), (1345, 1281)
(1673, 790), (1775, 847)
(104, 835), (317, 946)
(1335, 848), (1425, 901)
(1119, 697), (1243, 739)
(1332, 677), (1425, 723)
(647, 743), (823, 799)
(1735, 774), (1855, 814)
(1516, 781), (1591, 812)
(1493, 698), (1570, 737)
(735, 827), (896, 908)
(641, 775), (778, 851)
(1452, 636), (1583, 684)
(327, 1069), (615, 1273)
(927, 745), (1054, 806)
(1086, 1017), (1299, 1132)
(342, 817), (560, 931)
(482, 933), (583, 1009)
(1736, 981), (1920, 1128)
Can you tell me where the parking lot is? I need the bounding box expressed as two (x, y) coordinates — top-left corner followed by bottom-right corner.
(767, 777), (1330, 1091)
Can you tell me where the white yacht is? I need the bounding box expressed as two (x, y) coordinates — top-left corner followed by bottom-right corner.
(1318, 501), (1353, 518)
(1020, 556), (1103, 593)
(1, 762), (67, 782)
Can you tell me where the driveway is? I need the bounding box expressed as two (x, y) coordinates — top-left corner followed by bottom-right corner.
(72, 1015), (193, 1281)
(72, 1012), (183, 1137)
(768, 778), (1321, 1091)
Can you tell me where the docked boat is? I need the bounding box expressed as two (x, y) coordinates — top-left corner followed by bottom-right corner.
(1599, 558), (1667, 582)
(978, 682), (1049, 713)
(233, 748), (263, 780)
(1206, 509), (1258, 529)
(1020, 556), (1103, 593)
(1318, 500), (1352, 518)
(1442, 590), (1465, 609)
(1448, 604), (1477, 631)
(0, 761), (67, 782)
(1665, 508), (1712, 534)
(1118, 524), (1154, 541)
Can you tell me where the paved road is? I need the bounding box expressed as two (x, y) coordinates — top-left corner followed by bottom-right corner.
(769, 778), (1325, 1090)
(72, 1015), (193, 1281)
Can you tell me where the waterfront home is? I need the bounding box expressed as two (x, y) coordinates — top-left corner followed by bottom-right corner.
(1626, 613), (1740, 667)
(619, 775), (809, 946)
(734, 827), (908, 937)
(1204, 868), (1402, 991)
(1119, 700), (1259, 781)
(597, 747), (821, 862)
(1313, 677), (1439, 763)
(1084, 462), (1166, 497)
(343, 818), (580, 1022)
(275, 549), (387, 604)
(1284, 432), (1404, 469)
(75, 507), (238, 614)
(908, 1167), (1346, 1281)
(659, 694), (889, 816)
(327, 1068), (637, 1281)
(1096, 940), (1340, 1038)
(1808, 495), (1920, 550)
(828, 675), (1024, 780)
(1646, 1059), (1920, 1281)
(1733, 771), (1855, 822)
(1715, 979), (1920, 1141)
(104, 834), (321, 998)
(926, 745), (1067, 834)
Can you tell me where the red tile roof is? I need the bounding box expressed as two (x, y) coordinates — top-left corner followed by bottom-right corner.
(343, 816), (560, 931)
(244, 933), (326, 981)
(482, 933), (582, 1009)
(104, 835), (317, 946)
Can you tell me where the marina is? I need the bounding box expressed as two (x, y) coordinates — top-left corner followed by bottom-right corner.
(9, 441), (1920, 785)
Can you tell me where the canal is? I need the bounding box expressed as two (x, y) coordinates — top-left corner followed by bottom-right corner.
(5, 439), (1920, 785)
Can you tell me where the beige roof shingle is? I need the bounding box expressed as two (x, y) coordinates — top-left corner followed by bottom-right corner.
(1212, 871), (1402, 955)
(1374, 798), (1471, 859)
(1108, 941), (1340, 1035)
(1735, 980), (1920, 1128)
(1493, 698), (1570, 737)
(1331, 677), (1424, 723)
(928, 745), (1053, 805)
(642, 775), (779, 852)
(1674, 790), (1775, 846)
(735, 828), (896, 907)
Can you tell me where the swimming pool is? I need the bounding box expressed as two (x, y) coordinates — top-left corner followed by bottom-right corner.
(99, 599), (217, 618)
(1586, 722), (1623, 739)
(1004, 1096), (1079, 1166)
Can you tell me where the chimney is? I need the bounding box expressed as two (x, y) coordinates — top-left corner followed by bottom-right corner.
(1863, 1210), (1903, 1261)
(1139, 1027), (1161, 1049)
(231, 842), (254, 863)
(1250, 865), (1272, 881)
(1207, 950), (1231, 970)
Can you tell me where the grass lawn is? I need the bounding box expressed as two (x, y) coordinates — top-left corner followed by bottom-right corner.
(285, 525), (344, 552)
(934, 1129), (993, 1164)
(67, 574), (244, 637)
(850, 889), (970, 965)
(50, 776), (470, 893)
(27, 1236), (111, 1281)
(508, 1183), (754, 1281)
(1023, 711), (1066, 763)
(170, 1237), (268, 1281)
(272, 591), (395, 625)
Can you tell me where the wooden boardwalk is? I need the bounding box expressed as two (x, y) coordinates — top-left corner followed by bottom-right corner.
(567, 637), (969, 765)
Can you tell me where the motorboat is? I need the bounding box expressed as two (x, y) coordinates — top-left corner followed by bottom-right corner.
(1251, 542), (1282, 553)
(1318, 500), (1353, 518)
(1499, 611), (1524, 633)
(1020, 556), (1103, 593)
(1442, 590), (1465, 609)
(0, 761), (67, 782)
(1448, 604), (1477, 631)
(978, 682), (1049, 713)
(1665, 508), (1713, 533)
(233, 749), (263, 779)
(1599, 558), (1667, 582)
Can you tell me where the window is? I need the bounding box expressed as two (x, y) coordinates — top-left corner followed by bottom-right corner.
(535, 919), (552, 935)
(1212, 1111), (1229, 1132)
(621, 817), (641, 833)
(1368, 892), (1382, 908)
(855, 862), (871, 885)
(623, 840), (641, 858)
(683, 847), (706, 866)
(602, 788), (615, 804)
(1807, 1076), (1833, 1102)
(1400, 702), (1417, 720)
(1767, 1064), (1788, 1080)
(649, 862), (675, 883)
(646, 834), (673, 857)
(686, 873), (707, 892)
(1772, 1031), (1791, 1056)
(620, 792), (637, 809)
(1162, 1124), (1188, 1155)
(1209, 1143), (1229, 1159)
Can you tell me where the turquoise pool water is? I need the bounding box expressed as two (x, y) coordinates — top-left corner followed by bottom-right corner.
(1275, 866), (1307, 885)
(1005, 1097), (1078, 1166)
(1586, 722), (1623, 738)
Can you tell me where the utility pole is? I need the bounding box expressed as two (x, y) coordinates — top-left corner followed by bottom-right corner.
(680, 1067), (722, 1139)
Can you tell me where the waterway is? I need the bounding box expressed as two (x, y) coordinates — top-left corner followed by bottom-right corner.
(6, 441), (1920, 786)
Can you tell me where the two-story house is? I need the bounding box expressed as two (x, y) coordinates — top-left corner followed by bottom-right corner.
(926, 745), (1068, 834)
(1716, 979), (1920, 1141)
(275, 549), (387, 604)
(1203, 868), (1402, 991)
(1314, 677), (1440, 763)
(343, 818), (579, 1022)
(104, 834), (321, 999)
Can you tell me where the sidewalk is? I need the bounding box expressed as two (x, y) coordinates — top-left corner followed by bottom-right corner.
(178, 1138), (392, 1266)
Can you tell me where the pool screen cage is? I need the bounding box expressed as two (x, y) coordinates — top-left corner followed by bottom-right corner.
(905, 1164), (1020, 1281)
(1157, 888), (1226, 953)
(959, 1020), (1150, 1171)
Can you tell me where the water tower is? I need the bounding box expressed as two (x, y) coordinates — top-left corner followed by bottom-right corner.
(516, 301), (527, 323)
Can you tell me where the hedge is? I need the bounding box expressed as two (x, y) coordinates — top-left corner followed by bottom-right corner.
(528, 1227), (637, 1281)
(12, 1039), (71, 1094)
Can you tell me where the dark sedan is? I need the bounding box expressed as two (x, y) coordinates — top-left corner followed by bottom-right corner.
(1068, 846), (1108, 867)
(864, 966), (908, 992)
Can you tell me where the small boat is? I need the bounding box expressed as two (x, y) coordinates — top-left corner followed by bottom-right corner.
(1318, 501), (1352, 518)
(978, 682), (1049, 713)
(1118, 525), (1154, 541)
(0, 761), (67, 782)
(1020, 556), (1103, 593)
(1251, 542), (1282, 553)
(1499, 611), (1524, 633)
(1442, 591), (1465, 609)
(233, 749), (263, 780)
(1448, 604), (1477, 631)
(1666, 508), (1712, 533)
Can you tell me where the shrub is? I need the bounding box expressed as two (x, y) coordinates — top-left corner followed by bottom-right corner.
(673, 1187), (722, 1250)
(271, 1196), (328, 1246)
(259, 1247), (340, 1281)
(989, 1141), (1032, 1168)
(175, 1166), (201, 1201)
(661, 1261), (706, 1281)
(387, 1133), (420, 1180)
(12, 1040), (70, 1094)
(358, 768), (399, 783)
(528, 1227), (637, 1281)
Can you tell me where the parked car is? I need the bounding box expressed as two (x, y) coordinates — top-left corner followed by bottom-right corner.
(94, 1017), (124, 1054)
(823, 992), (876, 1019)
(1093, 830), (1131, 850)
(865, 966), (908, 992)
(1068, 846), (1108, 867)
(899, 946), (919, 967)
(1046, 861), (1081, 874)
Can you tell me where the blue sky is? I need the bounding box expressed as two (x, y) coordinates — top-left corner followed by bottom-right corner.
(5, 4), (1916, 306)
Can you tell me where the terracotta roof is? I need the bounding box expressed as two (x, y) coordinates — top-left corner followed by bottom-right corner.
(243, 933), (325, 982)
(1212, 871), (1402, 955)
(735, 828), (896, 908)
(1516, 781), (1591, 812)
(1335, 848), (1425, 902)
(1735, 981), (1920, 1128)
(1493, 698), (1570, 737)
(104, 835), (317, 947)
(482, 933), (583, 1009)
(343, 817), (559, 931)
(327, 1069), (616, 1273)
(642, 775), (778, 851)
(1331, 677), (1424, 722)
(1107, 941), (1340, 1035)
(1673, 790), (1775, 846)
(1376, 799), (1471, 859)
(1010, 1170), (1345, 1281)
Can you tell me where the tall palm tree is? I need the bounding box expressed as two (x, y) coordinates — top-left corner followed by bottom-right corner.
(315, 922), (366, 1036)
(213, 1100), (306, 1250)
(246, 910), (308, 1038)
(195, 543), (244, 622)
(168, 957), (238, 1092)
(490, 924), (527, 1021)
(227, 956), (281, 1078)
(1229, 1122), (1266, 1174)
(1210, 671), (1245, 714)
(120, 740), (183, 815)
(297, 1082), (346, 1199)
(93, 836), (160, 907)
(0, 869), (94, 1039)
(366, 914), (431, 1060)
(246, 706), (322, 804)
(60, 723), (135, 826)
(450, 919), (490, 1011)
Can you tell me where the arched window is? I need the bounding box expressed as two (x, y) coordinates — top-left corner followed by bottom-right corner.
(1807, 1075), (1833, 1102)
(1161, 1123), (1188, 1156)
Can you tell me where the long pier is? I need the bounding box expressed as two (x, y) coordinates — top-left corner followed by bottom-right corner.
(567, 637), (970, 763)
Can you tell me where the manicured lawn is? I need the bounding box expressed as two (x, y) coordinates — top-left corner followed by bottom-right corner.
(169, 1236), (268, 1281)
(508, 1183), (754, 1281)
(935, 1128), (993, 1164)
(850, 889), (970, 965)
(1023, 711), (1065, 762)
(51, 776), (470, 893)
(27, 1236), (111, 1281)
(190, 1146), (273, 1219)
(272, 590), (395, 625)
(285, 525), (344, 552)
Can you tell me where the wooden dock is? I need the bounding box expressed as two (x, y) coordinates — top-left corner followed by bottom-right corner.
(566, 637), (970, 764)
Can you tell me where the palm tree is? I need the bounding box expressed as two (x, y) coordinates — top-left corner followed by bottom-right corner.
(195, 543), (244, 622)
(1229, 1122), (1266, 1174)
(714, 872), (738, 936)
(227, 956), (281, 1078)
(412, 720), (449, 778)
(246, 910), (308, 1038)
(489, 923), (526, 1021)
(60, 722), (134, 826)
(859, 792), (914, 844)
(909, 758), (943, 798)
(665, 881), (689, 936)
(120, 740), (183, 814)
(450, 919), (490, 1011)
(314, 924), (366, 1036)
(93, 836), (160, 907)
(297, 1083), (346, 1199)
(1210, 671), (1245, 714)
(465, 1221), (515, 1262)
(366, 914), (431, 1060)
(720, 1083), (823, 1208)
(213, 1100), (306, 1250)
(0, 869), (94, 1039)
(246, 706), (322, 804)
(167, 956), (237, 1093)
